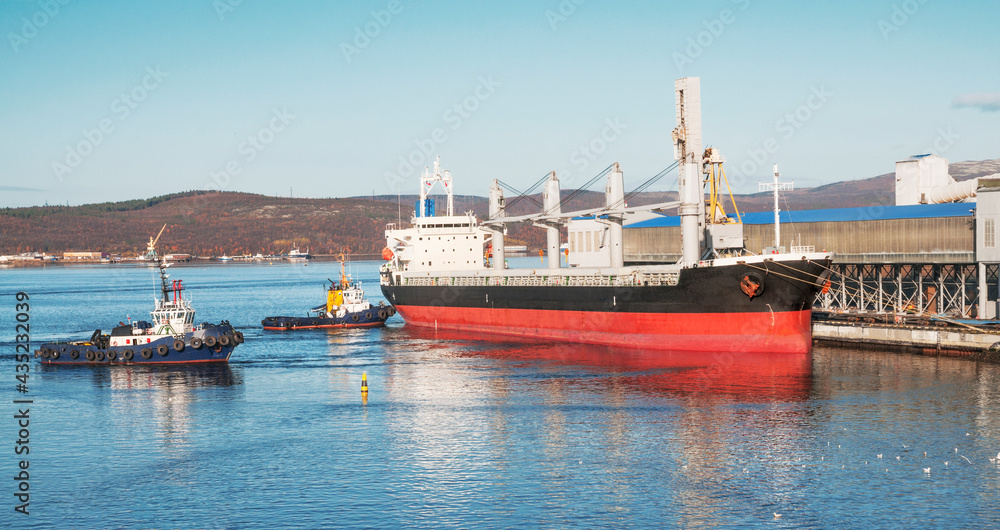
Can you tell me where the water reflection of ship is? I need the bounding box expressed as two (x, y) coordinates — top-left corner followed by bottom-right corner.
(109, 363), (241, 389)
(381, 325), (813, 523)
(38, 363), (242, 389)
(395, 326), (811, 401)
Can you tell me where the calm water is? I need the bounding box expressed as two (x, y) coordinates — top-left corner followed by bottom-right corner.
(3, 261), (1000, 528)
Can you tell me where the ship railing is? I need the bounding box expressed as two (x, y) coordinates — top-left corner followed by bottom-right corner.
(401, 270), (682, 288)
(790, 245), (816, 253)
(640, 272), (681, 286)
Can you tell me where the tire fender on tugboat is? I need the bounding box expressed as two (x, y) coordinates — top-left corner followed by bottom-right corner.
(173, 339), (185, 352)
(191, 337), (203, 349)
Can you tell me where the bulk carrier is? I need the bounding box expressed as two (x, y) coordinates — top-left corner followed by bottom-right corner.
(380, 78), (833, 353)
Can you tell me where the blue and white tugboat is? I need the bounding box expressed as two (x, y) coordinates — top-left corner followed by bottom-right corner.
(261, 259), (393, 330)
(35, 226), (244, 365)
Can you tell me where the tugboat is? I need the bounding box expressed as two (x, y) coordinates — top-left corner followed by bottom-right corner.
(262, 259), (393, 330)
(34, 225), (244, 365)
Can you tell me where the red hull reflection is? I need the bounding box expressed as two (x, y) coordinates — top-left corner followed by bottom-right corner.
(398, 326), (813, 402)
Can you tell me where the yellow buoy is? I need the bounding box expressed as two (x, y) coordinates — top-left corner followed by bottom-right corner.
(361, 372), (368, 394)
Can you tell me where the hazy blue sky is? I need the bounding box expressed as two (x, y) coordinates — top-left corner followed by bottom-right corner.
(1, 0), (997, 207)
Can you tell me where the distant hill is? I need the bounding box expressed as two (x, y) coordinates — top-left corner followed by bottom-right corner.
(0, 191), (408, 256)
(3, 158), (997, 255)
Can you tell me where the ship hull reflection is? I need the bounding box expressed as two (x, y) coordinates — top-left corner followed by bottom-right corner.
(400, 327), (812, 402)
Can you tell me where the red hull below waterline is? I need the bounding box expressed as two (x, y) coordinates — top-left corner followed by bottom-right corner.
(392, 305), (814, 354)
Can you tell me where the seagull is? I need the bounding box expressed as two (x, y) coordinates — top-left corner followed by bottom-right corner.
(773, 513), (782, 519)
(955, 448), (959, 453)
(896, 456), (901, 461)
(966, 433), (971, 436)
(944, 461), (949, 466)
(877, 454), (883, 459)
(902, 444), (909, 449)
(923, 467), (931, 474)
(961, 455), (972, 464)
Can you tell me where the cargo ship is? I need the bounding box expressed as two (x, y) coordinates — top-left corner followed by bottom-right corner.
(35, 226), (243, 364)
(379, 78), (833, 354)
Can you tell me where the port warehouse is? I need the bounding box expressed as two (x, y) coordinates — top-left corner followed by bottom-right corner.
(63, 251), (110, 259)
(621, 182), (1000, 319)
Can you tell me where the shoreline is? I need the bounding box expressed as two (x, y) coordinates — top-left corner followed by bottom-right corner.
(0, 254), (384, 268)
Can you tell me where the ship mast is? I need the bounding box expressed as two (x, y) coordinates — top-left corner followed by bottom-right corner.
(673, 77), (705, 264)
(418, 155), (454, 217)
(759, 164), (793, 250)
(489, 179), (506, 270)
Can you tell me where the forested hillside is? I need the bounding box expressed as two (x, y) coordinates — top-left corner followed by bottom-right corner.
(0, 191), (409, 256)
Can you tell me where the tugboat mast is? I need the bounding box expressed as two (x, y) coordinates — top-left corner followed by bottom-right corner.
(145, 224), (171, 303)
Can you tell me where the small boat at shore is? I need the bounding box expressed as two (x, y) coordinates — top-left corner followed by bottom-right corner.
(35, 226), (244, 365)
(262, 260), (393, 330)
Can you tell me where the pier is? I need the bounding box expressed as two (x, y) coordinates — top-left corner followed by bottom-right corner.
(623, 153), (1000, 355)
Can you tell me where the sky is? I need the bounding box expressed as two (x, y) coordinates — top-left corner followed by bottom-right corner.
(1, 0), (997, 208)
